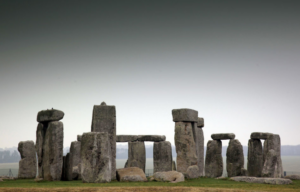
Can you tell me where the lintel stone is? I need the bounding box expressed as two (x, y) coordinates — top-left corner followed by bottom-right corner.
(211, 133), (235, 140)
(172, 108), (198, 122)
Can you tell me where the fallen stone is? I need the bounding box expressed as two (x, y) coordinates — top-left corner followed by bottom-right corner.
(81, 132), (111, 183)
(138, 135), (166, 142)
(35, 123), (45, 178)
(284, 175), (300, 180)
(251, 132), (273, 140)
(230, 176), (292, 185)
(77, 135), (82, 141)
(70, 141), (81, 180)
(116, 135), (138, 142)
(174, 122), (197, 173)
(152, 171), (185, 183)
(153, 141), (172, 173)
(197, 117), (204, 128)
(172, 108), (198, 122)
(185, 165), (200, 179)
(127, 141), (146, 172)
(18, 141), (37, 179)
(91, 102), (116, 180)
(247, 139), (263, 177)
(0, 178), (3, 182)
(116, 167), (147, 182)
(226, 139), (244, 177)
(192, 123), (204, 176)
(205, 140), (223, 178)
(42, 121), (64, 181)
(172, 160), (176, 171)
(37, 109), (64, 122)
(211, 133), (235, 140)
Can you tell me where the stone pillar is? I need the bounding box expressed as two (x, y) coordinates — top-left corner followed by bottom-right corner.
(247, 139), (263, 177)
(226, 139), (244, 177)
(127, 141), (146, 173)
(70, 140), (81, 180)
(18, 141), (37, 179)
(36, 123), (45, 178)
(153, 141), (172, 173)
(81, 132), (111, 183)
(205, 140), (223, 178)
(65, 153), (72, 181)
(192, 117), (205, 176)
(91, 102), (116, 180)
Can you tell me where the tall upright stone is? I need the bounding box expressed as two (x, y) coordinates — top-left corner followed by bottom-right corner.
(36, 123), (45, 178)
(127, 141), (146, 172)
(205, 140), (223, 178)
(18, 141), (37, 179)
(81, 132), (111, 183)
(70, 141), (81, 180)
(226, 139), (244, 177)
(193, 121), (205, 176)
(153, 141), (172, 173)
(65, 153), (72, 181)
(91, 102), (116, 180)
(42, 121), (64, 181)
(247, 139), (263, 177)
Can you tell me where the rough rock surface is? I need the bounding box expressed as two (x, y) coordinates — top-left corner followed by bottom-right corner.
(116, 135), (138, 142)
(91, 102), (116, 180)
(172, 108), (198, 122)
(127, 141), (146, 172)
(174, 122), (197, 173)
(116, 167), (147, 182)
(77, 135), (82, 141)
(172, 160), (176, 171)
(262, 134), (283, 178)
(226, 139), (244, 177)
(192, 123), (204, 176)
(185, 165), (200, 179)
(62, 156), (67, 180)
(247, 139), (263, 177)
(138, 135), (166, 142)
(197, 117), (204, 128)
(152, 171), (185, 183)
(42, 121), (64, 181)
(284, 175), (300, 180)
(81, 132), (111, 183)
(70, 141), (81, 180)
(153, 141), (172, 173)
(230, 176), (292, 185)
(18, 141), (37, 179)
(205, 140), (223, 178)
(251, 132), (273, 140)
(211, 133), (235, 140)
(36, 123), (45, 178)
(65, 153), (72, 181)
(37, 109), (64, 122)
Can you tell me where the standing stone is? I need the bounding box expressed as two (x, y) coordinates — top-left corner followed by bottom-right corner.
(247, 139), (263, 177)
(127, 141), (146, 173)
(226, 139), (244, 177)
(172, 160), (176, 171)
(205, 140), (223, 178)
(18, 141), (37, 179)
(77, 135), (82, 141)
(174, 122), (197, 173)
(192, 123), (204, 176)
(62, 155), (66, 180)
(65, 153), (72, 181)
(70, 141), (81, 180)
(36, 123), (45, 178)
(42, 121), (64, 181)
(91, 102), (116, 180)
(81, 132), (111, 183)
(153, 141), (172, 173)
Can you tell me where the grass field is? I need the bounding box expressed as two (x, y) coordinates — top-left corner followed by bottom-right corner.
(0, 177), (300, 192)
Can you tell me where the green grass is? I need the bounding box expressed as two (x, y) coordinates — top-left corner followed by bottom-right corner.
(0, 177), (300, 191)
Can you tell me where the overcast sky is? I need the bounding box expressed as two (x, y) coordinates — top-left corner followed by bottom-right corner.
(1, 0), (300, 149)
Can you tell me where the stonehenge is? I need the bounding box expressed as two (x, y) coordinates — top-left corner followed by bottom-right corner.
(127, 141), (146, 172)
(18, 141), (36, 179)
(226, 139), (244, 177)
(205, 140), (223, 177)
(153, 141), (172, 173)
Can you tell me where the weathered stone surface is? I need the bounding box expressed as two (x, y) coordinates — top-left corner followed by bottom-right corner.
(37, 109), (64, 122)
(127, 141), (145, 172)
(153, 141), (172, 173)
(81, 132), (111, 183)
(116, 135), (138, 142)
(211, 133), (235, 140)
(241, 168), (247, 176)
(42, 121), (63, 181)
(36, 123), (45, 178)
(62, 156), (66, 180)
(226, 139), (244, 177)
(77, 135), (82, 141)
(116, 167), (147, 182)
(197, 117), (204, 128)
(185, 165), (200, 179)
(192, 123), (204, 176)
(124, 160), (128, 168)
(172, 108), (198, 122)
(138, 135), (166, 142)
(247, 139), (263, 177)
(262, 134), (283, 178)
(172, 160), (176, 171)
(65, 153), (72, 181)
(70, 141), (81, 180)
(91, 102), (116, 180)
(230, 176), (292, 185)
(152, 171), (185, 183)
(284, 175), (300, 180)
(205, 140), (223, 178)
(251, 132), (273, 140)
(18, 141), (36, 179)
(174, 122), (197, 173)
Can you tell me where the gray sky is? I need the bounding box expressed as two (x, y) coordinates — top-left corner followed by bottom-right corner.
(1, 0), (300, 149)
